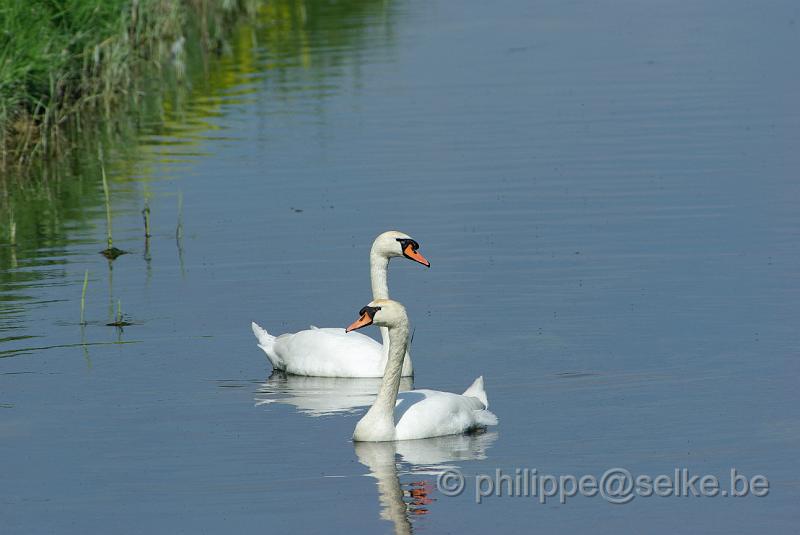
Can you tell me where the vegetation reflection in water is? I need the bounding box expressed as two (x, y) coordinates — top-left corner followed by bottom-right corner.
(0, 0), (397, 352)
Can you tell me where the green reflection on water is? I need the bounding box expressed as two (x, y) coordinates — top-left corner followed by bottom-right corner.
(0, 0), (396, 343)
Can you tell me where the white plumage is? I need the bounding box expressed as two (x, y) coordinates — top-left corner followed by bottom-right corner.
(347, 299), (498, 442)
(251, 323), (412, 377)
(251, 231), (429, 377)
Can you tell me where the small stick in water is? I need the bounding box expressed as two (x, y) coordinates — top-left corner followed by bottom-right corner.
(176, 191), (184, 242)
(80, 270), (89, 325)
(101, 158), (113, 250)
(107, 298), (132, 328)
(142, 203), (151, 238)
(98, 148), (127, 260)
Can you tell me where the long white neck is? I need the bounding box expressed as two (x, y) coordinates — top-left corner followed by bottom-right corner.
(370, 250), (390, 300)
(373, 324), (408, 414)
(354, 322), (409, 441)
(369, 251), (392, 349)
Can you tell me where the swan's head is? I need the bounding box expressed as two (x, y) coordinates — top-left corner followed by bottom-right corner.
(346, 299), (407, 332)
(371, 230), (430, 267)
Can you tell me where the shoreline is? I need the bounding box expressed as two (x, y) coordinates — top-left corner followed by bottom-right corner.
(0, 0), (260, 182)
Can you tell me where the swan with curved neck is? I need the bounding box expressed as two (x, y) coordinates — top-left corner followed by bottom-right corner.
(346, 299), (497, 442)
(251, 231), (429, 377)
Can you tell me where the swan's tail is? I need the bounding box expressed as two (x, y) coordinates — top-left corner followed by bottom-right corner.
(474, 408), (499, 427)
(251, 322), (279, 365)
(463, 376), (489, 408)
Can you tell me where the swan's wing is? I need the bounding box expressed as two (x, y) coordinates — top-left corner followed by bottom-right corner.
(394, 389), (496, 440)
(394, 391), (428, 421)
(273, 328), (386, 377)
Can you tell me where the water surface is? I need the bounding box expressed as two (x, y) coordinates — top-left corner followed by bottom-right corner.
(1, 0), (799, 532)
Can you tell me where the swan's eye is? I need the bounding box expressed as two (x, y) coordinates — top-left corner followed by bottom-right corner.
(396, 238), (419, 251)
(395, 237), (430, 267)
(347, 305), (382, 332)
(358, 305), (381, 318)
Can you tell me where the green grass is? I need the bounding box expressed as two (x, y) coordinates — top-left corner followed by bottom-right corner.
(0, 0), (257, 173)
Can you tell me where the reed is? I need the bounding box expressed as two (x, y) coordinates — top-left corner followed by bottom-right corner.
(80, 269), (89, 325)
(176, 191), (184, 242)
(106, 298), (132, 327)
(1, 0), (260, 179)
(100, 157), (113, 251)
(98, 154), (126, 260)
(7, 208), (15, 246)
(142, 203), (151, 238)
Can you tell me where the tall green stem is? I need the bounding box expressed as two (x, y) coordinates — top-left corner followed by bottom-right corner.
(101, 160), (112, 250)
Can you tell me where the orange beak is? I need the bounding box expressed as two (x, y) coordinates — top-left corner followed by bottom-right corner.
(346, 312), (373, 333)
(404, 244), (430, 267)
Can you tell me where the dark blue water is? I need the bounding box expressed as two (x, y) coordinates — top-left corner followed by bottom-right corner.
(2, 0), (798, 532)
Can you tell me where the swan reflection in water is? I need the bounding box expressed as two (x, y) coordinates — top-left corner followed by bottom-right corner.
(254, 371), (414, 417)
(354, 431), (498, 535)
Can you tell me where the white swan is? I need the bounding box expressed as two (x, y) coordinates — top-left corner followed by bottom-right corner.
(346, 299), (498, 442)
(251, 231), (429, 377)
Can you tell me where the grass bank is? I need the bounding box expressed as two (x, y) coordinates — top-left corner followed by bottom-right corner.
(0, 0), (258, 175)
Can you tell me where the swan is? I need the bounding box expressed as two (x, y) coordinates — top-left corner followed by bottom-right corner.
(251, 231), (429, 377)
(346, 299), (498, 442)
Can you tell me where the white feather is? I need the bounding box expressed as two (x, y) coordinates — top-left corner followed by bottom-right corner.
(250, 231), (426, 377)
